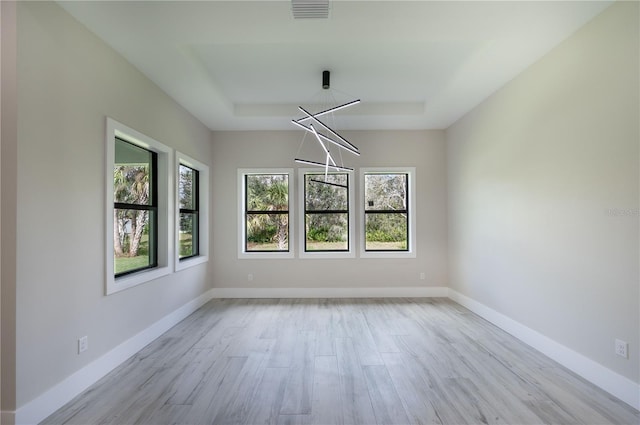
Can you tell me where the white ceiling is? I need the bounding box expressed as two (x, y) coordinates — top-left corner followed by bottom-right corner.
(58, 1), (612, 131)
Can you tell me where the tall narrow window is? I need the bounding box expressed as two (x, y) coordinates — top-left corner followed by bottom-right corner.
(244, 173), (290, 252)
(176, 151), (209, 271)
(113, 138), (158, 276)
(179, 164), (199, 259)
(303, 172), (350, 252)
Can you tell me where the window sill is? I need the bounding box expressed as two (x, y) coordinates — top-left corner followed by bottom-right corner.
(106, 266), (172, 295)
(359, 250), (416, 259)
(299, 251), (356, 259)
(238, 251), (295, 260)
(176, 255), (209, 272)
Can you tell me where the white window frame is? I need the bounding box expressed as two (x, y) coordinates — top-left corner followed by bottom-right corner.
(238, 168), (295, 259)
(359, 167), (416, 259)
(106, 117), (174, 295)
(175, 151), (209, 271)
(298, 168), (355, 259)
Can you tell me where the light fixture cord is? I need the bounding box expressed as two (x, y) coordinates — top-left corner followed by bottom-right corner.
(295, 130), (309, 158)
(324, 89), (347, 169)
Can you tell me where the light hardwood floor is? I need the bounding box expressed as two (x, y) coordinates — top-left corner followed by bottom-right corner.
(43, 298), (639, 425)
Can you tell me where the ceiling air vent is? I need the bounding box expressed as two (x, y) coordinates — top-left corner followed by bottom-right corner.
(291, 0), (330, 19)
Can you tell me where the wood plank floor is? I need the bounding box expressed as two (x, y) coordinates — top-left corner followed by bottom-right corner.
(42, 298), (639, 425)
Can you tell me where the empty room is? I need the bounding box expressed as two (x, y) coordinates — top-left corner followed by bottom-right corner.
(1, 1), (638, 424)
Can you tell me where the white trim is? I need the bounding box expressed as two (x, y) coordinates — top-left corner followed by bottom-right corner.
(211, 286), (448, 299)
(106, 117), (174, 295)
(1, 411), (15, 425)
(175, 151), (209, 271)
(237, 168), (295, 259)
(14, 289), (215, 425)
(298, 168), (355, 259)
(448, 289), (640, 411)
(359, 167), (417, 259)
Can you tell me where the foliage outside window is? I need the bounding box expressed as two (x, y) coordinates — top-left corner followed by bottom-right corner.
(364, 173), (409, 251)
(113, 138), (157, 276)
(304, 172), (350, 252)
(244, 173), (290, 252)
(179, 164), (199, 259)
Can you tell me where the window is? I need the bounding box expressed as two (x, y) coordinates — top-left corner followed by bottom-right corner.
(179, 164), (198, 259)
(238, 169), (294, 258)
(360, 168), (416, 258)
(176, 151), (209, 271)
(299, 170), (354, 258)
(114, 138), (158, 276)
(106, 118), (173, 294)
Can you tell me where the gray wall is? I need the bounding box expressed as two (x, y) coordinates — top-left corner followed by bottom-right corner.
(211, 130), (448, 290)
(13, 1), (212, 407)
(446, 1), (639, 384)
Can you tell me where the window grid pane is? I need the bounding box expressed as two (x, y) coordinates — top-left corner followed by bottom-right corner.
(364, 173), (407, 211)
(179, 212), (198, 258)
(246, 213), (289, 251)
(365, 212), (408, 251)
(114, 138), (153, 206)
(305, 212), (349, 251)
(114, 208), (157, 275)
(305, 174), (348, 211)
(246, 174), (289, 212)
(179, 165), (197, 210)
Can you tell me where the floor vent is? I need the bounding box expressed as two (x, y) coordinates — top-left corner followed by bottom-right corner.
(292, 0), (330, 19)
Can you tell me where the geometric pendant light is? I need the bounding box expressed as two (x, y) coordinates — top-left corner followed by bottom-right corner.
(292, 70), (360, 175)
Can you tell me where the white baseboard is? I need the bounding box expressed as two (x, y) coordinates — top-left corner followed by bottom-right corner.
(448, 289), (640, 411)
(1, 410), (16, 425)
(14, 289), (215, 425)
(211, 286), (449, 299)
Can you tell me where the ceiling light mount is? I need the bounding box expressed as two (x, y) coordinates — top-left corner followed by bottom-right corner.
(322, 70), (330, 89)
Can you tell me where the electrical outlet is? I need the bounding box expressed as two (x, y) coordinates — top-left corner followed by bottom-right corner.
(78, 336), (88, 354)
(615, 339), (628, 359)
(419, 272), (426, 280)
(248, 273), (254, 282)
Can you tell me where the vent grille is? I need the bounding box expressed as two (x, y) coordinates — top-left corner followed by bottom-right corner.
(292, 0), (329, 19)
